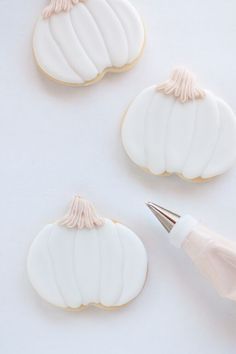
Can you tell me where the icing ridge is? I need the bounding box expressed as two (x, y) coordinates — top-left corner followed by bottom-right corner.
(47, 228), (67, 306)
(157, 67), (205, 103)
(43, 0), (85, 19)
(58, 196), (105, 229)
(48, 17), (83, 79)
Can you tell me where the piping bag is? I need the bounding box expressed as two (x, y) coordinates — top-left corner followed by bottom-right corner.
(147, 202), (236, 302)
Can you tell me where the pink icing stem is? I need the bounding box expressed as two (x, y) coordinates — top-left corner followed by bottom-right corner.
(42, 0), (85, 19)
(157, 67), (205, 103)
(58, 195), (104, 230)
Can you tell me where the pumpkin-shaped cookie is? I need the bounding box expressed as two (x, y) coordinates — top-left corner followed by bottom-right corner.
(33, 0), (145, 86)
(122, 67), (236, 181)
(27, 196), (147, 310)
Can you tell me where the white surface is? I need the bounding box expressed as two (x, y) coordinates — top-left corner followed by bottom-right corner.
(1, 0), (236, 353)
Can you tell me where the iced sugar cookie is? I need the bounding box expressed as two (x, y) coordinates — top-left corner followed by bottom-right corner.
(33, 0), (145, 86)
(122, 67), (236, 181)
(28, 196), (147, 310)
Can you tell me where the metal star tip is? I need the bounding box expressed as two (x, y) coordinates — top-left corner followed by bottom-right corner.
(146, 202), (181, 233)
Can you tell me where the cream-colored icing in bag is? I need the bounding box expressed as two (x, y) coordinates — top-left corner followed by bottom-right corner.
(147, 203), (236, 302)
(183, 224), (236, 301)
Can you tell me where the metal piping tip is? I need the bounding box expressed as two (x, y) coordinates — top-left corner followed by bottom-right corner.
(146, 202), (181, 233)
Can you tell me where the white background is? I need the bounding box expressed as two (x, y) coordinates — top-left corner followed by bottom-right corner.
(1, 0), (236, 353)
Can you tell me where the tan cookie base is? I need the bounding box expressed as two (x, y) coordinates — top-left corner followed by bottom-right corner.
(140, 167), (211, 183)
(33, 29), (145, 87)
(35, 268), (148, 312)
(70, 260), (148, 312)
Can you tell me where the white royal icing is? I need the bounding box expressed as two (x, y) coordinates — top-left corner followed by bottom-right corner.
(122, 69), (236, 180)
(28, 219), (147, 309)
(33, 0), (145, 85)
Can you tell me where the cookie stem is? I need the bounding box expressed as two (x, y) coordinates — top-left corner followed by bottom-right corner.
(42, 0), (85, 19)
(157, 67), (205, 103)
(58, 196), (104, 229)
